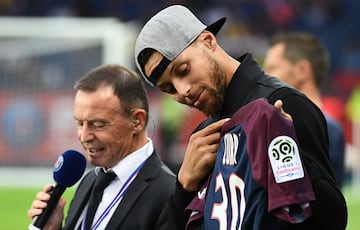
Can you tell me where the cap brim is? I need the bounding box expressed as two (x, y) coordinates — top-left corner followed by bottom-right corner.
(205, 17), (226, 35)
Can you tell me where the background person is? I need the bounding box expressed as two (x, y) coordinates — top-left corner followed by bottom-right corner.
(134, 5), (347, 229)
(263, 31), (346, 188)
(28, 64), (176, 230)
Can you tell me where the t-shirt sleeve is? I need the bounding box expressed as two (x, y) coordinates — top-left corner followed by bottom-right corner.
(240, 98), (316, 223)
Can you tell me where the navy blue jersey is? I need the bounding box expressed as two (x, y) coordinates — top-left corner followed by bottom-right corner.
(186, 99), (315, 230)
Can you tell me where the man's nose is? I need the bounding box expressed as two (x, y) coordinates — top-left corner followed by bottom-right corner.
(78, 123), (94, 143)
(173, 78), (191, 98)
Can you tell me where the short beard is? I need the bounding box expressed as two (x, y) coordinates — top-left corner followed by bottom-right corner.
(201, 55), (226, 117)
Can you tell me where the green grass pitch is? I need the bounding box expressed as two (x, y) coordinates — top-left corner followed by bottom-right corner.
(0, 187), (75, 229)
(0, 186), (359, 229)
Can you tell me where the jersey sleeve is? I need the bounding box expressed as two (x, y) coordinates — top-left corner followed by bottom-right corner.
(226, 98), (316, 223)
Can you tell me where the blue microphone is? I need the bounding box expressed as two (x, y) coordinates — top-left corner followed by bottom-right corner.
(30, 150), (86, 229)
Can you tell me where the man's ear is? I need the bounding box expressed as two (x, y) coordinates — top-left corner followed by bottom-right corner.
(198, 31), (217, 50)
(295, 59), (312, 83)
(130, 109), (147, 129)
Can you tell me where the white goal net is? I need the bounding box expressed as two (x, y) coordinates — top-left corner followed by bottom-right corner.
(0, 17), (138, 166)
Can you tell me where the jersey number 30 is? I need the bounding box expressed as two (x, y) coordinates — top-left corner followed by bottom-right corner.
(211, 173), (246, 230)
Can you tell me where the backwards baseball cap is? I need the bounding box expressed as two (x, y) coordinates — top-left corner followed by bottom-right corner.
(135, 5), (226, 87)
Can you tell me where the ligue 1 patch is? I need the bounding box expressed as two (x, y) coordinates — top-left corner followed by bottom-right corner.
(268, 135), (304, 183)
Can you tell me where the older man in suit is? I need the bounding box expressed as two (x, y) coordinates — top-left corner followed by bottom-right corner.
(28, 64), (176, 230)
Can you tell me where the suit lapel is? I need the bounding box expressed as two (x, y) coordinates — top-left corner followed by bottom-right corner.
(63, 171), (96, 230)
(105, 152), (161, 230)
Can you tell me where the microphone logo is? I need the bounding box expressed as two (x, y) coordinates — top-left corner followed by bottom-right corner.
(53, 155), (64, 172)
(29, 150), (86, 229)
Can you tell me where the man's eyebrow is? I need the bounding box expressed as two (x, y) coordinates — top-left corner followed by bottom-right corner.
(155, 61), (176, 87)
(73, 117), (108, 123)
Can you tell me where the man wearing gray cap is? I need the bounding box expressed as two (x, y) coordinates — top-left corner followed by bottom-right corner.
(135, 5), (347, 230)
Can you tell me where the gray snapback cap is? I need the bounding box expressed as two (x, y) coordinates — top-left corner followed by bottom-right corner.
(135, 5), (226, 87)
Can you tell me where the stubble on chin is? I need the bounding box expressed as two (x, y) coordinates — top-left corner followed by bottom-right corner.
(191, 49), (227, 117)
(202, 87), (224, 117)
(203, 63), (226, 117)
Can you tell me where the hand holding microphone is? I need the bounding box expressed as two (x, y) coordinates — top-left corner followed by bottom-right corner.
(28, 150), (86, 230)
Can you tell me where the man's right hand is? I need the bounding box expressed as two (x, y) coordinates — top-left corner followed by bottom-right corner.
(178, 118), (230, 192)
(28, 184), (65, 230)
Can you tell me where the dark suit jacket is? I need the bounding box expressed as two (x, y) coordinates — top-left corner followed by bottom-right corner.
(63, 152), (176, 230)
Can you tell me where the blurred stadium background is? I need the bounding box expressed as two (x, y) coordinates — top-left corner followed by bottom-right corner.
(0, 0), (360, 229)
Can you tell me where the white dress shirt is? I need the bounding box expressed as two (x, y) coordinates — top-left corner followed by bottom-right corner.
(76, 138), (154, 229)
